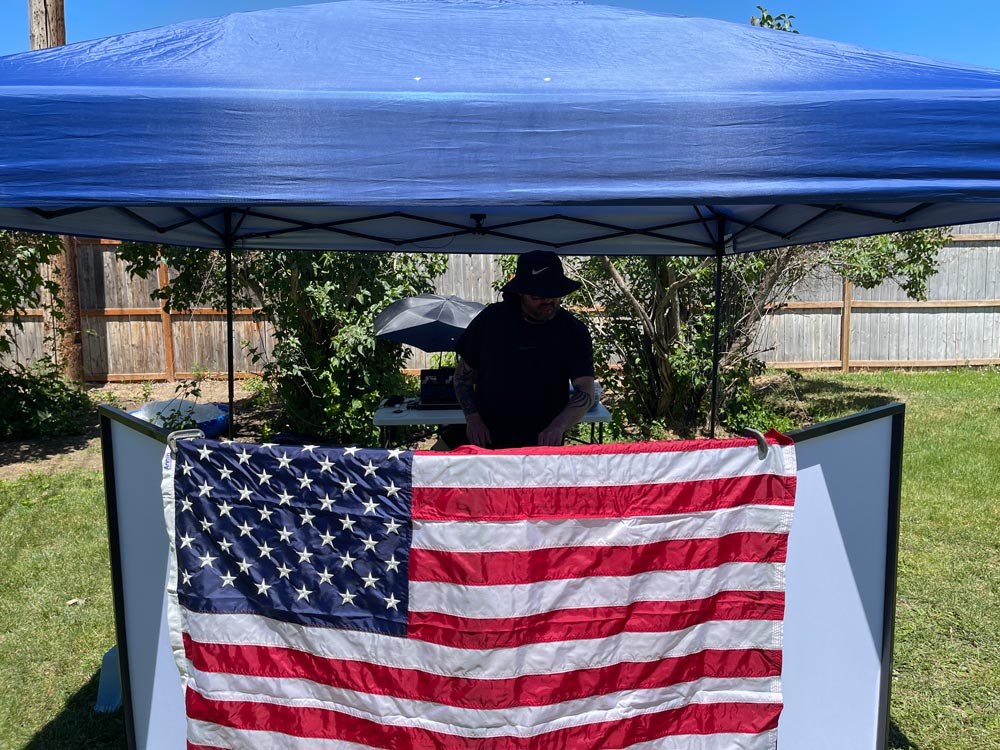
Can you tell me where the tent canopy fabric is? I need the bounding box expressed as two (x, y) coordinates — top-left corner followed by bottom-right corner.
(2, 0), (1000, 255)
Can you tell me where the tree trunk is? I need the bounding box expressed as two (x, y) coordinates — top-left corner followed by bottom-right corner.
(29, 0), (84, 382)
(53, 236), (84, 380)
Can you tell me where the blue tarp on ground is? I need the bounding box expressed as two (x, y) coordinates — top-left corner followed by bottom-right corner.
(2, 0), (1000, 254)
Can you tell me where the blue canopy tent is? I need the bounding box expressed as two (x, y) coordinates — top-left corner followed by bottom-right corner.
(3, 0), (1000, 252)
(1, 3), (994, 749)
(2, 0), (1000, 432)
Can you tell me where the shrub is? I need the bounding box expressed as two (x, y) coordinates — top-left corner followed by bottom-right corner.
(0, 359), (92, 440)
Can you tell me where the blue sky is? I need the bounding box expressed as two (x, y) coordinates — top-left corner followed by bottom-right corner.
(2, 0), (999, 70)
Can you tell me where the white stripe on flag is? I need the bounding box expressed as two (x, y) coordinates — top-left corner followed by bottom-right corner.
(183, 612), (781, 679)
(413, 444), (793, 489)
(186, 720), (778, 750)
(622, 729), (778, 750)
(412, 505), (793, 552)
(187, 719), (382, 750)
(410, 562), (786, 618)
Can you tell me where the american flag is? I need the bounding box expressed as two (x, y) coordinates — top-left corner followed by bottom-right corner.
(163, 434), (796, 750)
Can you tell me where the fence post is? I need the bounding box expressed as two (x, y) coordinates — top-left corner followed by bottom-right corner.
(840, 278), (853, 373)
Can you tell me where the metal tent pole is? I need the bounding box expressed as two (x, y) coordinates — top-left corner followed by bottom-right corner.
(224, 210), (236, 439)
(709, 218), (726, 438)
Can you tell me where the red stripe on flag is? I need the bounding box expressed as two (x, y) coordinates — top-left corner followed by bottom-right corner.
(187, 689), (782, 750)
(184, 634), (781, 709)
(410, 532), (788, 585)
(412, 474), (794, 521)
(408, 591), (786, 649)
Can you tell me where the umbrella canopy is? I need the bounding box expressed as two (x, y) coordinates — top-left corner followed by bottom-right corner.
(2, 0), (1000, 254)
(374, 294), (485, 352)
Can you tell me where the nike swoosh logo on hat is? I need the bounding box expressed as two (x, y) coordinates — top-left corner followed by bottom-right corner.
(531, 267), (547, 275)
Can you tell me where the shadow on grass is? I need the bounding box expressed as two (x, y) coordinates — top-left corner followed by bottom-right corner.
(0, 419), (99, 469)
(0, 393), (276, 472)
(24, 669), (126, 750)
(801, 379), (897, 417)
(889, 716), (917, 749)
(761, 372), (899, 427)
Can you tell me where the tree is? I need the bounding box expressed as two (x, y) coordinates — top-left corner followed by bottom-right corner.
(0, 230), (64, 357)
(562, 227), (946, 438)
(749, 6), (799, 33)
(117, 245), (447, 443)
(0, 230), (91, 439)
(29, 0), (84, 383)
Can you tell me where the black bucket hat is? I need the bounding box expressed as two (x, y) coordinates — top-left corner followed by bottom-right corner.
(500, 250), (581, 298)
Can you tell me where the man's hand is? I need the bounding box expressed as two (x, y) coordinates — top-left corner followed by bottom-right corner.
(465, 412), (492, 447)
(537, 422), (568, 446)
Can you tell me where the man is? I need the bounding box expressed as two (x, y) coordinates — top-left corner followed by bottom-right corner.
(452, 250), (595, 448)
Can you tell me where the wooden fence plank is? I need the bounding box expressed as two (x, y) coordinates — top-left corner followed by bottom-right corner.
(840, 279), (852, 373)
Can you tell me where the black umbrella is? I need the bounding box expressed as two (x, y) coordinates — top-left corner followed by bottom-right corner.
(374, 294), (486, 352)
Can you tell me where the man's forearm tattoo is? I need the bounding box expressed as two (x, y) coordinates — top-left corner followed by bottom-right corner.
(453, 359), (480, 416)
(568, 388), (595, 412)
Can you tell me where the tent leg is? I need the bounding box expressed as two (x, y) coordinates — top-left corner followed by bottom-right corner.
(224, 215), (236, 439)
(709, 232), (725, 439)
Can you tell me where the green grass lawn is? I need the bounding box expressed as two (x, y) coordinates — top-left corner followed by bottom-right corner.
(0, 470), (125, 749)
(762, 368), (1000, 749)
(848, 370), (1000, 750)
(0, 368), (997, 749)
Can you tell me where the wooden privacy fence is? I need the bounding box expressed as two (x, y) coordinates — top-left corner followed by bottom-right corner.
(755, 226), (1000, 370)
(426, 228), (1000, 372)
(2, 226), (998, 381)
(1, 239), (272, 381)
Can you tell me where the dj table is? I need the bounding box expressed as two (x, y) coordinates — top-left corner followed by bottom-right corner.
(373, 397), (612, 447)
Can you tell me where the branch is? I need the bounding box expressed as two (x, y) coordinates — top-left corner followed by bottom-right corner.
(600, 256), (655, 342)
(236, 253), (267, 310)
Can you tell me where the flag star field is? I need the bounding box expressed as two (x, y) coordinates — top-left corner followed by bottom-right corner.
(171, 441), (412, 636)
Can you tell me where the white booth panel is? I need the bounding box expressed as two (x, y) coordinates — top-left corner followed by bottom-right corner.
(101, 404), (902, 750)
(778, 412), (900, 750)
(103, 412), (186, 750)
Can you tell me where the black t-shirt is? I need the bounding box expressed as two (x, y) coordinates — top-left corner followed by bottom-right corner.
(455, 299), (594, 448)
